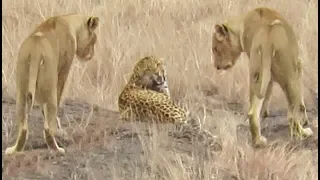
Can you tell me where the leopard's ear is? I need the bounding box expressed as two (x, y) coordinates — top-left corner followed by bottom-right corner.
(157, 57), (166, 68)
(159, 57), (165, 64)
(87, 16), (99, 31)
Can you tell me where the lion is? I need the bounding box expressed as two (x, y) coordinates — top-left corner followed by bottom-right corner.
(5, 14), (99, 155)
(211, 7), (313, 148)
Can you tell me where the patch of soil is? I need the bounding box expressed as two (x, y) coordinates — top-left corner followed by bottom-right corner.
(2, 96), (318, 179)
(2, 96), (219, 179)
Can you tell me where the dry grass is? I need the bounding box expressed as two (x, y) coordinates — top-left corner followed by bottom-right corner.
(2, 0), (318, 179)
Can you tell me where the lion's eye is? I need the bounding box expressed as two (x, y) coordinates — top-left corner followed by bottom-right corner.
(213, 47), (218, 52)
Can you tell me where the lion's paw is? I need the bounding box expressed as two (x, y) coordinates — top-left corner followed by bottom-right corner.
(253, 135), (268, 148)
(4, 146), (23, 156)
(57, 147), (66, 155)
(302, 127), (313, 137)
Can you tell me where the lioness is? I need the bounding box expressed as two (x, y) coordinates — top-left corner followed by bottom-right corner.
(211, 7), (313, 147)
(5, 14), (99, 155)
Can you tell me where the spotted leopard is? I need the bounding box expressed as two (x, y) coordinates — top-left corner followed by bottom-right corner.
(118, 56), (218, 146)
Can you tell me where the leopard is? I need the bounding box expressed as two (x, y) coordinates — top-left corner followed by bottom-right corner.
(5, 13), (99, 156)
(118, 56), (218, 146)
(211, 7), (313, 148)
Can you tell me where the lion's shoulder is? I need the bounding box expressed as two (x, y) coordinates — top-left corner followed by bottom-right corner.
(243, 7), (289, 27)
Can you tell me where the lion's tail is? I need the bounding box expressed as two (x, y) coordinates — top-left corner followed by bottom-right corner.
(254, 20), (283, 99)
(27, 50), (42, 111)
(16, 43), (41, 113)
(255, 42), (272, 99)
(17, 47), (41, 111)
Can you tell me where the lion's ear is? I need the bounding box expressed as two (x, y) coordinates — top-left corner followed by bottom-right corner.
(87, 17), (99, 31)
(214, 24), (228, 41)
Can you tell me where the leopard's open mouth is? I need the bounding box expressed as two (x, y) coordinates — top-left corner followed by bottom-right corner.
(153, 79), (168, 89)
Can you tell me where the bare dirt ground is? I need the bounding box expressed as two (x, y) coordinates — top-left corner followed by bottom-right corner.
(2, 94), (318, 180)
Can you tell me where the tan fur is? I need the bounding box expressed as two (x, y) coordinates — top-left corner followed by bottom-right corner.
(5, 13), (99, 156)
(118, 56), (217, 146)
(212, 7), (313, 148)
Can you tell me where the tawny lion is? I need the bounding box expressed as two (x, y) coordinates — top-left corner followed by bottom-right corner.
(211, 7), (313, 148)
(5, 14), (99, 155)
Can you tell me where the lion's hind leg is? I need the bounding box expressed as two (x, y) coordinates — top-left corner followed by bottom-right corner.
(5, 92), (33, 155)
(287, 105), (313, 140)
(280, 80), (313, 140)
(288, 110), (313, 140)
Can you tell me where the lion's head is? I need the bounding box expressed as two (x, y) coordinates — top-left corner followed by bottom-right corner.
(212, 24), (242, 70)
(76, 16), (99, 62)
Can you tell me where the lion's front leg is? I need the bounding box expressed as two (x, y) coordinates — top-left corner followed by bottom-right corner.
(55, 68), (72, 137)
(57, 69), (71, 107)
